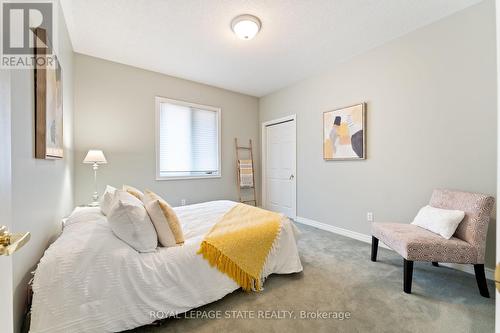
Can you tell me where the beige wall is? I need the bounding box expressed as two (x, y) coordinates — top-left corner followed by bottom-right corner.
(74, 54), (260, 207)
(260, 0), (497, 268)
(8, 3), (75, 331)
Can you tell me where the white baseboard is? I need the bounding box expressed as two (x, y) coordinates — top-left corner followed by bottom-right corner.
(294, 216), (494, 281)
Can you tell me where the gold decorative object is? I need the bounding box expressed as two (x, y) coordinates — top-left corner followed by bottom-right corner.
(496, 263), (500, 292)
(0, 225), (30, 256)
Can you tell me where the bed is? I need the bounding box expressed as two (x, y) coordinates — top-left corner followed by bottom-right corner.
(29, 200), (303, 333)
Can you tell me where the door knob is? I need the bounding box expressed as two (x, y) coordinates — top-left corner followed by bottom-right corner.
(289, 174), (294, 180)
(0, 225), (30, 256)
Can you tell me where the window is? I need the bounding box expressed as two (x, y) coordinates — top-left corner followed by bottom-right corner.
(155, 97), (221, 180)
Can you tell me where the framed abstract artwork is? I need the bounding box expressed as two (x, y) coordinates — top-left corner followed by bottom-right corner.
(34, 27), (63, 159)
(323, 103), (366, 160)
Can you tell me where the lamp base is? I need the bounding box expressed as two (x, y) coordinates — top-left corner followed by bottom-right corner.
(91, 191), (99, 205)
(88, 201), (100, 207)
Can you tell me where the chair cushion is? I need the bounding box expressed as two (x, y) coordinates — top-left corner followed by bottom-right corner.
(372, 222), (477, 263)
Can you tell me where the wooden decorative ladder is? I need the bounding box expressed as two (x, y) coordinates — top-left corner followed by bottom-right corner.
(235, 138), (257, 206)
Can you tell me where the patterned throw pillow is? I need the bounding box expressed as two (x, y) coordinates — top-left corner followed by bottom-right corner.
(143, 190), (184, 247)
(123, 185), (144, 201)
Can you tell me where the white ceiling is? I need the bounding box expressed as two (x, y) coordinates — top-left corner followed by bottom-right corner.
(60, 0), (482, 97)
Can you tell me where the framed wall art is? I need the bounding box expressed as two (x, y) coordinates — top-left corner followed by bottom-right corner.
(323, 103), (366, 160)
(34, 27), (63, 159)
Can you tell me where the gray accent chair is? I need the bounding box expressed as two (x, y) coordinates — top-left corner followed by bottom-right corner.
(371, 189), (495, 297)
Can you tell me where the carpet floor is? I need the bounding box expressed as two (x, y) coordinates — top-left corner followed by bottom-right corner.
(130, 224), (495, 333)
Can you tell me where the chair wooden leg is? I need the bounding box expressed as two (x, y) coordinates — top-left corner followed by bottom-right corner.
(371, 236), (379, 262)
(431, 262), (439, 267)
(473, 264), (490, 298)
(403, 259), (413, 294)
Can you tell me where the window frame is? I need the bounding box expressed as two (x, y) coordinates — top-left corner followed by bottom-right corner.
(155, 96), (222, 181)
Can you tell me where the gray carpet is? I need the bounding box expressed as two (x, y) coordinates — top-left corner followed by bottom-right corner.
(130, 224), (495, 333)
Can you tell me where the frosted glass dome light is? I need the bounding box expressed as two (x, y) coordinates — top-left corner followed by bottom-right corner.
(231, 14), (261, 40)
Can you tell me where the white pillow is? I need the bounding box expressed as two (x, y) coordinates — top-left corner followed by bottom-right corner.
(411, 205), (465, 239)
(100, 185), (116, 216)
(107, 190), (158, 252)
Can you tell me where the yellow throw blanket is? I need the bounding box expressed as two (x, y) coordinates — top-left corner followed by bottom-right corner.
(198, 203), (281, 291)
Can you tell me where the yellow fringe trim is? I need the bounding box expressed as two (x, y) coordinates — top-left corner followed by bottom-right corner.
(198, 241), (260, 292)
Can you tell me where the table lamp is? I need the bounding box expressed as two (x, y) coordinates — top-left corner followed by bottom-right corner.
(83, 149), (107, 206)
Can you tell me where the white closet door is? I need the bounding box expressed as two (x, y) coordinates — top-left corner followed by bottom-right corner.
(265, 120), (296, 218)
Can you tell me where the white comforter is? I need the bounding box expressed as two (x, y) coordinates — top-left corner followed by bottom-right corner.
(30, 200), (303, 333)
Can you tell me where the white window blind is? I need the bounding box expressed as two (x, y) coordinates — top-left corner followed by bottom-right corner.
(156, 97), (220, 179)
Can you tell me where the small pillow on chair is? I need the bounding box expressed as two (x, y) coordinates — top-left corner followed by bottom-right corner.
(411, 205), (465, 239)
(143, 190), (184, 247)
(107, 190), (158, 252)
(123, 185), (144, 201)
(100, 185), (116, 216)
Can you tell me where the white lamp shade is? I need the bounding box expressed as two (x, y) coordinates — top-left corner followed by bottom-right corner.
(83, 150), (107, 164)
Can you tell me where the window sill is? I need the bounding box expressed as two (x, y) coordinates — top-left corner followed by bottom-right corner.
(156, 174), (221, 181)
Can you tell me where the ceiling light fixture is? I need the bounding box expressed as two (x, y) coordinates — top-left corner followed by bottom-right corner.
(231, 14), (261, 40)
